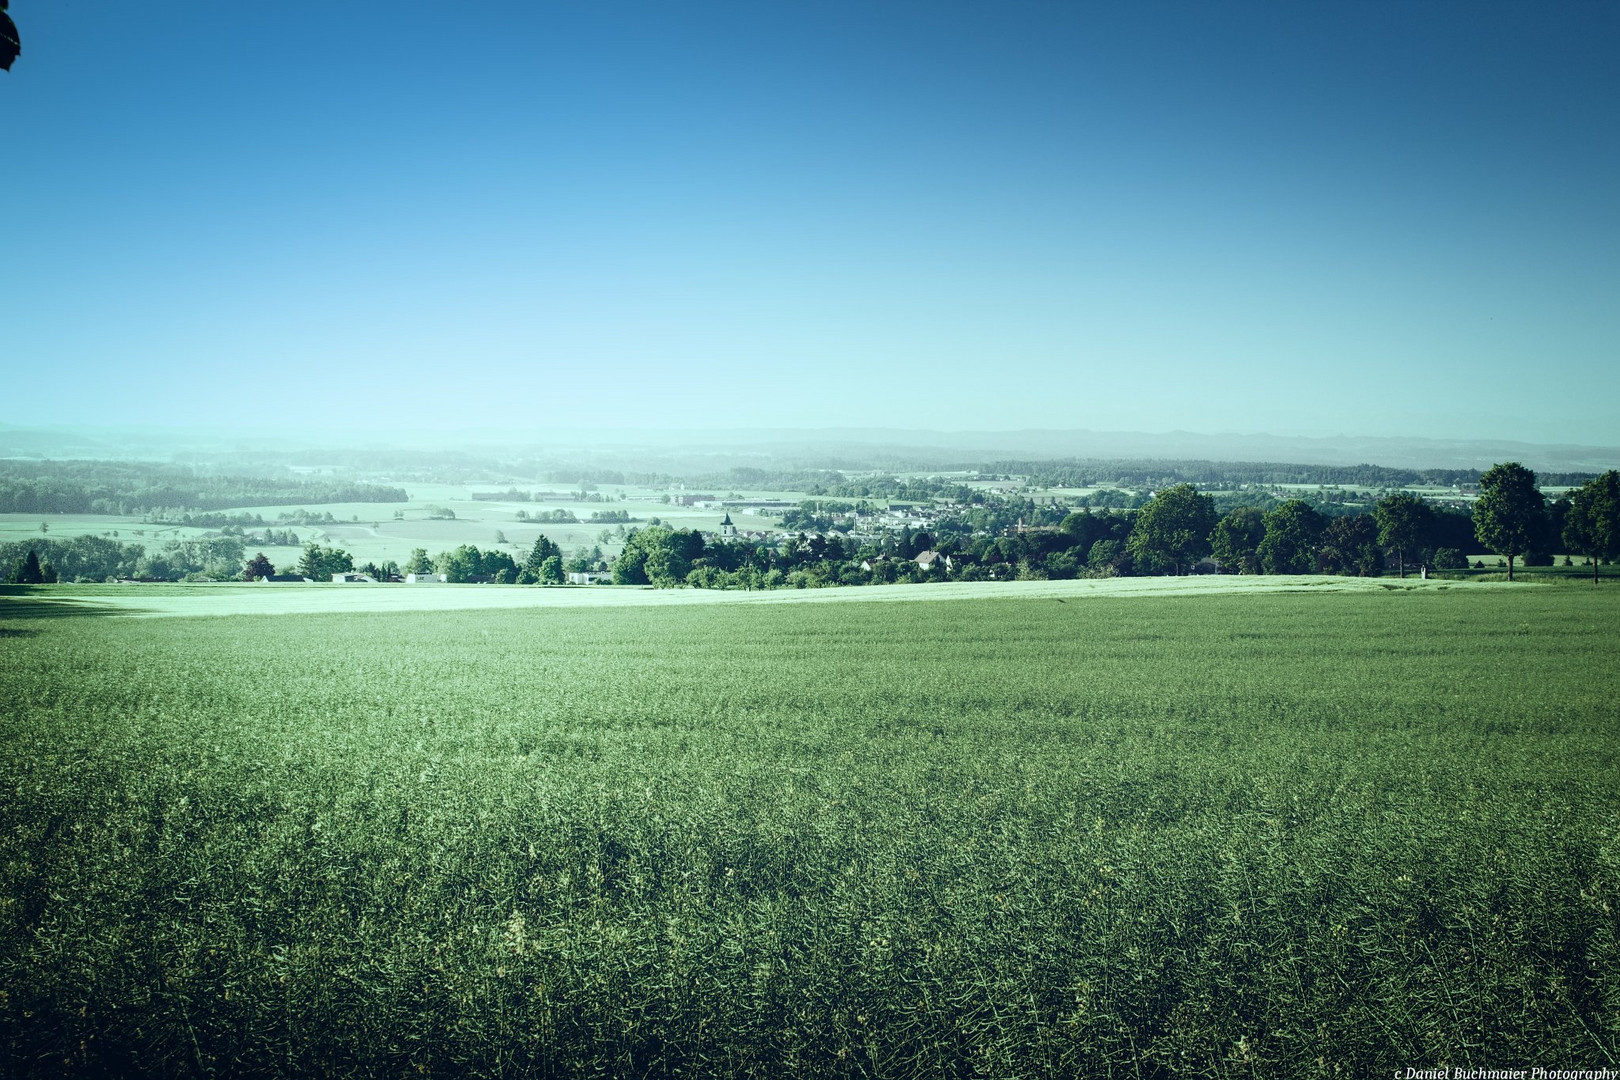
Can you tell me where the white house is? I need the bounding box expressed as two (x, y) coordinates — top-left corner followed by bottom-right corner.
(567, 571), (613, 585)
(332, 572), (376, 583)
(405, 572), (447, 584)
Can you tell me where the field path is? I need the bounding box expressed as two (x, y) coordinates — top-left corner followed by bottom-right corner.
(3, 575), (1517, 619)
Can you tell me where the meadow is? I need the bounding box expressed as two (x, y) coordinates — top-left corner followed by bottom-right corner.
(1, 584), (1616, 1077)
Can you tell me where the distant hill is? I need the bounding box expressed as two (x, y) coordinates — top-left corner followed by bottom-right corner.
(2, 422), (1616, 475)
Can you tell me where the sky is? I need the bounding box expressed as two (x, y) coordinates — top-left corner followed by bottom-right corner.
(3, 1), (1617, 445)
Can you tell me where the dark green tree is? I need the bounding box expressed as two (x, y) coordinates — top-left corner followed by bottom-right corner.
(1473, 462), (1546, 581)
(1058, 509), (1110, 554)
(1563, 470), (1620, 585)
(1087, 539), (1129, 575)
(11, 549), (44, 584)
(1126, 484), (1216, 575)
(1258, 500), (1326, 575)
(524, 535), (562, 575)
(404, 548), (432, 575)
(1209, 507), (1266, 574)
(538, 554), (564, 585)
(243, 552), (276, 581)
(435, 545), (488, 583)
(1373, 493), (1434, 578)
(1319, 514), (1383, 577)
(298, 542), (353, 580)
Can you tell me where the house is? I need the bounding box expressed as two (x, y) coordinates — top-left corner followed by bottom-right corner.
(259, 573), (312, 583)
(332, 572), (376, 583)
(914, 550), (952, 572)
(405, 572), (447, 584)
(567, 571), (613, 585)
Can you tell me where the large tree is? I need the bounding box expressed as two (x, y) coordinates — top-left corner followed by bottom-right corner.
(1209, 507), (1266, 574)
(1126, 484), (1216, 575)
(1319, 514), (1383, 577)
(243, 552), (276, 581)
(1473, 462), (1546, 581)
(524, 534), (562, 575)
(1563, 470), (1620, 585)
(9, 549), (44, 584)
(1373, 492), (1434, 578)
(297, 542), (353, 580)
(1257, 500), (1326, 575)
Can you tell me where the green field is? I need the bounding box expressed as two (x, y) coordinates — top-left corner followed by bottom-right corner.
(2, 584), (1617, 1076)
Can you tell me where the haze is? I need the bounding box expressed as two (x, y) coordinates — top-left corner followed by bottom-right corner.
(3, 2), (1617, 445)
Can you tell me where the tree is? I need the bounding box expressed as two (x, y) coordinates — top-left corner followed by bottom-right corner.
(538, 554), (564, 585)
(243, 552), (276, 581)
(1473, 462), (1546, 581)
(404, 548), (432, 575)
(436, 545), (484, 583)
(1087, 539), (1129, 575)
(1373, 493), (1434, 578)
(1319, 514), (1383, 577)
(10, 550), (44, 584)
(297, 542), (353, 580)
(1209, 507), (1266, 574)
(1126, 484), (1216, 575)
(1257, 500), (1326, 575)
(525, 535), (562, 575)
(1059, 509), (1110, 554)
(613, 527), (700, 585)
(1563, 470), (1620, 585)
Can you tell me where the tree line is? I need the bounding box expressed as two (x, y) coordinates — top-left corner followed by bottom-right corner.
(1126, 464), (1618, 583)
(1, 534), (245, 583)
(9, 464), (1615, 589)
(0, 461), (406, 515)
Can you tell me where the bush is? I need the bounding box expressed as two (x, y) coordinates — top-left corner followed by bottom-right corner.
(1432, 548), (1467, 570)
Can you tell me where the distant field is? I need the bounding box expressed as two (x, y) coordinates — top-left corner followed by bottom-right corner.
(0, 485), (809, 572)
(2, 585), (1616, 1076)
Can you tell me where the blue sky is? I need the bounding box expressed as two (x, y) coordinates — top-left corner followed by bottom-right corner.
(3, 2), (1616, 443)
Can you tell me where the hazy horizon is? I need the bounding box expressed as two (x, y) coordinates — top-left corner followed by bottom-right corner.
(5, 418), (1619, 474)
(5, 3), (1618, 443)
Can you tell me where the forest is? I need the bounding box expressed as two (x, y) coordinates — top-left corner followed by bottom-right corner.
(0, 461), (406, 514)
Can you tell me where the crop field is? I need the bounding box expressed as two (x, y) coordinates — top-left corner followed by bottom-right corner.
(1, 586), (1617, 1077)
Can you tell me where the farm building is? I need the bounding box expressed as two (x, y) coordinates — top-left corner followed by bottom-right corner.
(567, 571), (613, 585)
(404, 572), (447, 584)
(331, 573), (375, 583)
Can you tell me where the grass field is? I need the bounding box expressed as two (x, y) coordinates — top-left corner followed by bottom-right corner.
(2, 584), (1617, 1077)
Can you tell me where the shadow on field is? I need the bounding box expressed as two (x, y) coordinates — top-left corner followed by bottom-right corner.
(0, 591), (141, 623)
